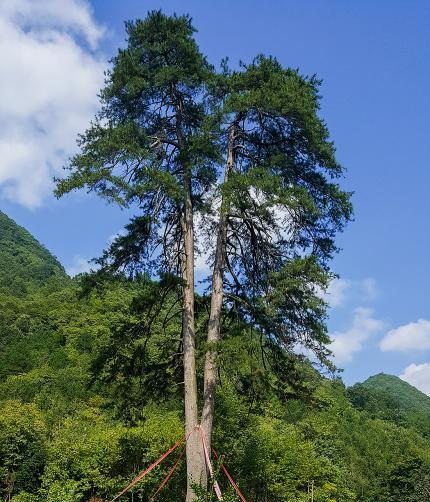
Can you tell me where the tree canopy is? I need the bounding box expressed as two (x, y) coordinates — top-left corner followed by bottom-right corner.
(55, 12), (352, 499)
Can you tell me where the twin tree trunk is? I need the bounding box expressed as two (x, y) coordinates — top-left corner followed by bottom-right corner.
(184, 124), (237, 501)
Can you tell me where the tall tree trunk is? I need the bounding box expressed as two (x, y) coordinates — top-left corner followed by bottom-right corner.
(201, 122), (237, 453)
(173, 89), (207, 501)
(183, 175), (206, 502)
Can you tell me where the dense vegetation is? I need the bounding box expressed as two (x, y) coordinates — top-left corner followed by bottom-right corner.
(1, 213), (430, 502)
(0, 212), (66, 296)
(348, 373), (430, 437)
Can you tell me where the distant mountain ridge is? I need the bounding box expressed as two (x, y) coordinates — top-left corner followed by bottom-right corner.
(361, 373), (430, 413)
(0, 211), (66, 295)
(348, 373), (430, 435)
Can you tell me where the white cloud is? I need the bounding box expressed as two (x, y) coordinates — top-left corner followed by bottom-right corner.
(361, 277), (377, 301)
(194, 210), (215, 276)
(195, 251), (212, 277)
(318, 277), (378, 309)
(1, 0), (104, 49)
(107, 229), (127, 246)
(320, 278), (350, 307)
(400, 363), (430, 395)
(66, 255), (93, 276)
(329, 307), (385, 364)
(0, 0), (105, 208)
(380, 319), (430, 352)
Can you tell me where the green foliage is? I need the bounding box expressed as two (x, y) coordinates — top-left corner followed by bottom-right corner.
(0, 401), (46, 499)
(1, 263), (430, 501)
(351, 373), (430, 415)
(55, 11), (352, 375)
(0, 211), (67, 296)
(55, 10), (217, 280)
(348, 373), (430, 435)
(210, 56), (352, 368)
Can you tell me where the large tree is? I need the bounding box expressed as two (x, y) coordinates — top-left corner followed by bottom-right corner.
(201, 57), (352, 450)
(56, 11), (217, 500)
(56, 11), (352, 501)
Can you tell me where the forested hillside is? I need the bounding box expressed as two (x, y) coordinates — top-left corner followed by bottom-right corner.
(348, 373), (430, 436)
(1, 213), (430, 502)
(0, 212), (66, 296)
(352, 373), (430, 415)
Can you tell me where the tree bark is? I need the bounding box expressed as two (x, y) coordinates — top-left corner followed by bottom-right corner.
(183, 174), (206, 502)
(201, 122), (237, 454)
(173, 88), (207, 501)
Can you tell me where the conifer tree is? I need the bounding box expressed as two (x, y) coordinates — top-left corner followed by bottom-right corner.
(55, 11), (216, 499)
(200, 58), (352, 454)
(56, 13), (352, 501)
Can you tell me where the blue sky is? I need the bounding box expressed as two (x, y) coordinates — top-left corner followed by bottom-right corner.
(1, 1), (429, 390)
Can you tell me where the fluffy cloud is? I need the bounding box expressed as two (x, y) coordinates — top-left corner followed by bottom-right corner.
(380, 319), (430, 352)
(400, 363), (430, 395)
(318, 276), (378, 309)
(320, 278), (349, 307)
(0, 0), (105, 208)
(329, 307), (385, 364)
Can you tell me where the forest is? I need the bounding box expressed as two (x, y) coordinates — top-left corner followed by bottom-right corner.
(2, 210), (430, 501)
(1, 10), (430, 502)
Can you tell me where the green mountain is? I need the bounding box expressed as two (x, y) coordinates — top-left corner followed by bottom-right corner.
(362, 373), (430, 413)
(348, 373), (430, 434)
(0, 211), (66, 295)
